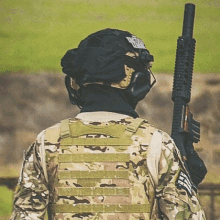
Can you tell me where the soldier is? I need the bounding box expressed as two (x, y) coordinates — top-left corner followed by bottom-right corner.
(11, 28), (206, 220)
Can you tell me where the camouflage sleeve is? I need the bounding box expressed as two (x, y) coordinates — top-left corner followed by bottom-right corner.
(156, 131), (206, 220)
(10, 131), (49, 220)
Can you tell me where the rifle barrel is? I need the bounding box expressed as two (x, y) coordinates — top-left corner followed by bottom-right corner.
(182, 3), (195, 38)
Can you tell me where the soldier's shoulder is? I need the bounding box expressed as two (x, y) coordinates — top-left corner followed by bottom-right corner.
(158, 129), (181, 163)
(135, 117), (166, 136)
(141, 119), (157, 130)
(36, 119), (70, 144)
(42, 118), (81, 144)
(138, 118), (177, 158)
(123, 117), (155, 129)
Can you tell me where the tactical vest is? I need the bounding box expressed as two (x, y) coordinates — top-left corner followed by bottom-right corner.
(45, 117), (156, 220)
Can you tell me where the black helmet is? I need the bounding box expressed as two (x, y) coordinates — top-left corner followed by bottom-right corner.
(61, 28), (155, 108)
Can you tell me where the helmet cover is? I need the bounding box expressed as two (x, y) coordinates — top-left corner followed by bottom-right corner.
(61, 28), (153, 87)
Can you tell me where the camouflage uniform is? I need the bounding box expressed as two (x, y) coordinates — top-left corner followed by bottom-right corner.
(11, 112), (206, 220)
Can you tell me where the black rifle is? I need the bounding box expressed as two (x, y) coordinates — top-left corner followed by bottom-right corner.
(171, 3), (207, 186)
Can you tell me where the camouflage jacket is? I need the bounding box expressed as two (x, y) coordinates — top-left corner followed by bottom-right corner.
(11, 112), (206, 220)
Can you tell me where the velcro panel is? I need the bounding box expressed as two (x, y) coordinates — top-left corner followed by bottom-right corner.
(59, 153), (130, 163)
(51, 204), (150, 213)
(58, 171), (129, 179)
(58, 187), (129, 196)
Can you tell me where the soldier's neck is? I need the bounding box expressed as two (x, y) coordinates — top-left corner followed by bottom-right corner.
(79, 85), (139, 118)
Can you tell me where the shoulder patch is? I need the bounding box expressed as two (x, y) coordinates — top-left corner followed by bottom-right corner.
(126, 35), (146, 49)
(176, 170), (193, 196)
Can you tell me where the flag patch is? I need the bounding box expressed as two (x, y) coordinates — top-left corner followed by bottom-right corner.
(126, 35), (146, 49)
(176, 170), (193, 196)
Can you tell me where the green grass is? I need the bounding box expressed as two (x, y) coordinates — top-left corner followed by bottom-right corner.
(1, 0), (219, 74)
(0, 187), (13, 217)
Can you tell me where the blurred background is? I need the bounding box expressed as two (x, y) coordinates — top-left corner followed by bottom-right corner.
(0, 0), (219, 219)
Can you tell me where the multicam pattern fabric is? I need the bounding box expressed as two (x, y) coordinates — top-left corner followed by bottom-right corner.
(11, 115), (206, 220)
(10, 140), (49, 220)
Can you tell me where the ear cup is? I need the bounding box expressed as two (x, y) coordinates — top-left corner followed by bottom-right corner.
(123, 71), (151, 104)
(65, 76), (83, 108)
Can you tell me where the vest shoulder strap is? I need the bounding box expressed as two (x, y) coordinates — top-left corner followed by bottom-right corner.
(58, 117), (146, 145)
(45, 118), (71, 144)
(125, 118), (145, 133)
(60, 118), (71, 138)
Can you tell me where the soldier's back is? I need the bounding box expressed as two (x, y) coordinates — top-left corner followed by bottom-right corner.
(45, 115), (158, 220)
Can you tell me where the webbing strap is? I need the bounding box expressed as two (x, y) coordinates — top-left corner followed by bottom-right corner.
(58, 170), (129, 179)
(125, 118), (145, 133)
(58, 187), (129, 196)
(60, 137), (132, 146)
(59, 153), (130, 163)
(60, 119), (71, 138)
(76, 179), (102, 187)
(50, 204), (150, 213)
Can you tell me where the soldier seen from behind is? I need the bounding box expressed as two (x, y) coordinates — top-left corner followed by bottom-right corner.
(11, 28), (206, 220)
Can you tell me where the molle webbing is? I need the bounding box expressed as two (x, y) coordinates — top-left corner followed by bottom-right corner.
(54, 117), (151, 216)
(50, 204), (150, 213)
(58, 187), (130, 196)
(60, 137), (132, 146)
(59, 153), (130, 162)
(58, 170), (129, 179)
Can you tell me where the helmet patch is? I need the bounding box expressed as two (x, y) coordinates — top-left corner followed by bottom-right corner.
(126, 35), (146, 49)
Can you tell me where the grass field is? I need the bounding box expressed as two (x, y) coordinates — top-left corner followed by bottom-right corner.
(1, 0), (219, 74)
(0, 187), (13, 217)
